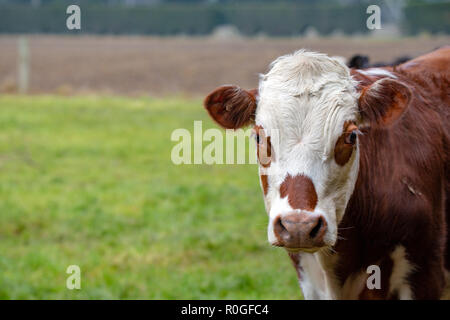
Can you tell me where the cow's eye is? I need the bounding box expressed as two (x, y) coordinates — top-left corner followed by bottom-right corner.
(345, 131), (357, 145)
(255, 134), (260, 144)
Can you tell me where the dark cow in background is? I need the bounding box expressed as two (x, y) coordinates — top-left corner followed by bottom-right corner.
(347, 54), (370, 69)
(348, 54), (412, 69)
(204, 47), (450, 299)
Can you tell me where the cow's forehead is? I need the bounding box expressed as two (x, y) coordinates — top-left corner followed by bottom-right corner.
(255, 87), (357, 128)
(255, 50), (359, 139)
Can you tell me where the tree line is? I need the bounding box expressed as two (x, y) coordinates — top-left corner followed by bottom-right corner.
(0, 1), (448, 36)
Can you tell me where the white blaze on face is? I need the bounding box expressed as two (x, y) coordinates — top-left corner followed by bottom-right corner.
(254, 50), (361, 248)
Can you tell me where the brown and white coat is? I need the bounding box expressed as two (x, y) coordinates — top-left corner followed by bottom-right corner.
(204, 47), (450, 299)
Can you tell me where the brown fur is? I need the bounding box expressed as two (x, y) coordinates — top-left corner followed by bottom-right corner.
(334, 122), (357, 166)
(254, 125), (273, 168)
(280, 174), (318, 211)
(358, 256), (394, 300)
(204, 47), (450, 299)
(359, 78), (412, 127)
(204, 85), (257, 129)
(335, 47), (450, 299)
(260, 174), (269, 195)
(288, 252), (303, 280)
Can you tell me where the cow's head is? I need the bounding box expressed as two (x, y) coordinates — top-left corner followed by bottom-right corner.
(204, 50), (411, 253)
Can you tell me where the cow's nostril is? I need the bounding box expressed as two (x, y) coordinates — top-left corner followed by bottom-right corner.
(309, 216), (324, 239)
(273, 216), (289, 243)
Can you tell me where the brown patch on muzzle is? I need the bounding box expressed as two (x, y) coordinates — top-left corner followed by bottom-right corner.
(279, 174), (318, 211)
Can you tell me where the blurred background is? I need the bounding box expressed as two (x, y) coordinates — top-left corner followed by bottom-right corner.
(0, 0), (448, 299)
(1, 0), (449, 96)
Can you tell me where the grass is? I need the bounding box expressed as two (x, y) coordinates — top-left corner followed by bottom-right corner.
(0, 95), (301, 299)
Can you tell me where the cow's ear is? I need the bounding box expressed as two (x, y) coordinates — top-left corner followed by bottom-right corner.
(204, 85), (257, 129)
(358, 78), (411, 127)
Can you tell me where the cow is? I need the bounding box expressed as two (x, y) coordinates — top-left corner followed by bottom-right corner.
(203, 47), (450, 299)
(348, 54), (370, 69)
(347, 54), (412, 69)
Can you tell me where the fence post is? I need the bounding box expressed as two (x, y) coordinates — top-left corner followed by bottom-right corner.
(18, 37), (30, 94)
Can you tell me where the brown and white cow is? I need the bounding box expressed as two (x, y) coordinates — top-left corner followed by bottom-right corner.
(204, 47), (450, 299)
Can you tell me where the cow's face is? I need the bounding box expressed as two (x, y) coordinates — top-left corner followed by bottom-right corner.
(204, 50), (411, 253)
(254, 52), (361, 252)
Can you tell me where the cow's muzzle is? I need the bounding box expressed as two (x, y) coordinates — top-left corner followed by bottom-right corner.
(273, 212), (327, 251)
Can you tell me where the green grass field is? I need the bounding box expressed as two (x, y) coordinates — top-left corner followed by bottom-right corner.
(0, 95), (301, 299)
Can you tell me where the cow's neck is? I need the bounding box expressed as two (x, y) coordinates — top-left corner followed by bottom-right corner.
(304, 125), (403, 299)
(294, 71), (414, 299)
(293, 132), (386, 300)
(290, 249), (340, 299)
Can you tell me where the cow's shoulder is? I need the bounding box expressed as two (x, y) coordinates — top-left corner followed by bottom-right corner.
(397, 46), (450, 75)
